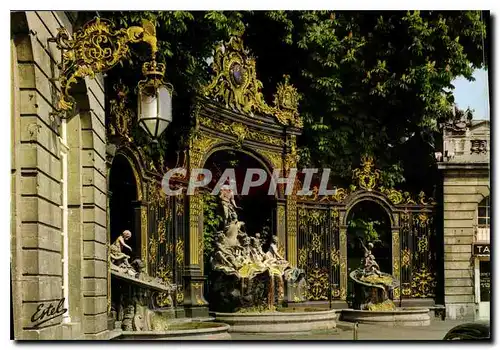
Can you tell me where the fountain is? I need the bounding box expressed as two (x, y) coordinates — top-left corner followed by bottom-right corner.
(340, 240), (430, 326)
(210, 183), (337, 333)
(108, 230), (230, 340)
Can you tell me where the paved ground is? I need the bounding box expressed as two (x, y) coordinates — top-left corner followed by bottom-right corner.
(230, 319), (483, 341)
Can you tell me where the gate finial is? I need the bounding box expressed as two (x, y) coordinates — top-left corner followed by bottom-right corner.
(352, 155), (381, 191)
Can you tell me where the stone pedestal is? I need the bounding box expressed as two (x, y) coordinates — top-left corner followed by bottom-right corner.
(183, 265), (209, 318)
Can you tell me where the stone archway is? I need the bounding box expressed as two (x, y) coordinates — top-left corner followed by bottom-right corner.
(109, 154), (140, 255)
(345, 199), (393, 301)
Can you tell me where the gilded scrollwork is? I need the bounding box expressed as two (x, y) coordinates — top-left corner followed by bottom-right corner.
(278, 243), (285, 258)
(297, 185), (351, 203)
(415, 213), (430, 227)
(418, 236), (429, 253)
(401, 248), (411, 268)
(176, 288), (184, 304)
(175, 195), (185, 215)
(192, 283), (206, 306)
(274, 75), (303, 128)
(199, 116), (285, 147)
(352, 155), (381, 191)
(340, 287), (347, 300)
(401, 283), (412, 296)
(157, 218), (166, 244)
(305, 267), (329, 301)
(203, 36), (302, 127)
(188, 194), (203, 265)
(255, 149), (282, 171)
(330, 249), (340, 267)
(148, 236), (158, 266)
(298, 247), (308, 269)
(393, 287), (400, 300)
(176, 240), (184, 265)
(147, 181), (166, 205)
(310, 233), (322, 253)
(411, 264), (436, 298)
(141, 207), (148, 269)
(379, 187), (404, 205)
(52, 18), (158, 112)
(108, 82), (134, 141)
(331, 288), (341, 299)
(392, 230), (400, 278)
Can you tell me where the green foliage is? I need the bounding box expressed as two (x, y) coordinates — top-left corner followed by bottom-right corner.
(201, 192), (223, 260)
(101, 10), (487, 194)
(348, 218), (382, 249)
(244, 10), (487, 192)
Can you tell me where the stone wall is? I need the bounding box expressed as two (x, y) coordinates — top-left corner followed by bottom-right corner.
(11, 11), (108, 340)
(439, 118), (490, 320)
(442, 171), (489, 320)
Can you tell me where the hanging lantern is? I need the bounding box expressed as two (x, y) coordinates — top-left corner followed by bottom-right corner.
(137, 60), (173, 141)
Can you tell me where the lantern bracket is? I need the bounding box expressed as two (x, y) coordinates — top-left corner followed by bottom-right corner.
(50, 17), (158, 115)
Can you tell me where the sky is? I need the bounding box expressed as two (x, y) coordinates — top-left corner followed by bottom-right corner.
(451, 68), (490, 120)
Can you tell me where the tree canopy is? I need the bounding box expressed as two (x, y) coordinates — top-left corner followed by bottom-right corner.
(102, 10), (488, 194)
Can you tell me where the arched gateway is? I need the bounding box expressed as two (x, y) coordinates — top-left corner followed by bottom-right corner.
(105, 35), (440, 319)
(295, 156), (439, 308)
(183, 36), (303, 316)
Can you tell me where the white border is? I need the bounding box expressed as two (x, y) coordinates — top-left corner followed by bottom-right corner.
(2, 2), (498, 348)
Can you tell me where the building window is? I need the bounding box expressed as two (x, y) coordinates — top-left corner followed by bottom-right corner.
(477, 196), (490, 228)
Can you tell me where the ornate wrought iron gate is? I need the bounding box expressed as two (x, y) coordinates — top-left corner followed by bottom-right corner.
(400, 211), (437, 299)
(146, 185), (187, 307)
(296, 204), (341, 301)
(294, 156), (439, 304)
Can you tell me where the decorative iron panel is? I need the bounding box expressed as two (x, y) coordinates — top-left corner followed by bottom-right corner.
(296, 204), (341, 301)
(147, 191), (186, 307)
(400, 211), (437, 298)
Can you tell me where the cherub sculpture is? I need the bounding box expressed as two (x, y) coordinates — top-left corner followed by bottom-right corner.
(219, 180), (240, 225)
(110, 230), (133, 269)
(360, 241), (382, 277)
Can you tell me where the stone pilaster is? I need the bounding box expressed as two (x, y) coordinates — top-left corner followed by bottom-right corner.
(339, 225), (348, 301)
(392, 227), (401, 301)
(182, 266), (209, 318)
(285, 195), (297, 267)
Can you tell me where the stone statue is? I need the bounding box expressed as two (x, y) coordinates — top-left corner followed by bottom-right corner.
(349, 240), (399, 311)
(254, 233), (264, 254)
(225, 220), (244, 247)
(110, 230), (133, 271)
(266, 235), (285, 261)
(131, 258), (147, 280)
(220, 181), (240, 225)
(361, 241), (382, 277)
(213, 233), (237, 268)
(209, 193), (305, 312)
(249, 237), (264, 263)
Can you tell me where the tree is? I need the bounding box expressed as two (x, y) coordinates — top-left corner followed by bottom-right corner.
(243, 11), (487, 193)
(100, 10), (487, 193)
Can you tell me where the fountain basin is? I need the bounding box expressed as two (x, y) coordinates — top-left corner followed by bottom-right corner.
(214, 309), (337, 333)
(340, 308), (431, 327)
(115, 322), (231, 340)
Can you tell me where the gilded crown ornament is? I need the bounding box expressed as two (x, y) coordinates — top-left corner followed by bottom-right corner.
(142, 59), (166, 78)
(203, 36), (303, 128)
(137, 60), (171, 93)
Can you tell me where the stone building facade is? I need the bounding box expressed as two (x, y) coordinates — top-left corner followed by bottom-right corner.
(11, 11), (108, 339)
(438, 118), (490, 320)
